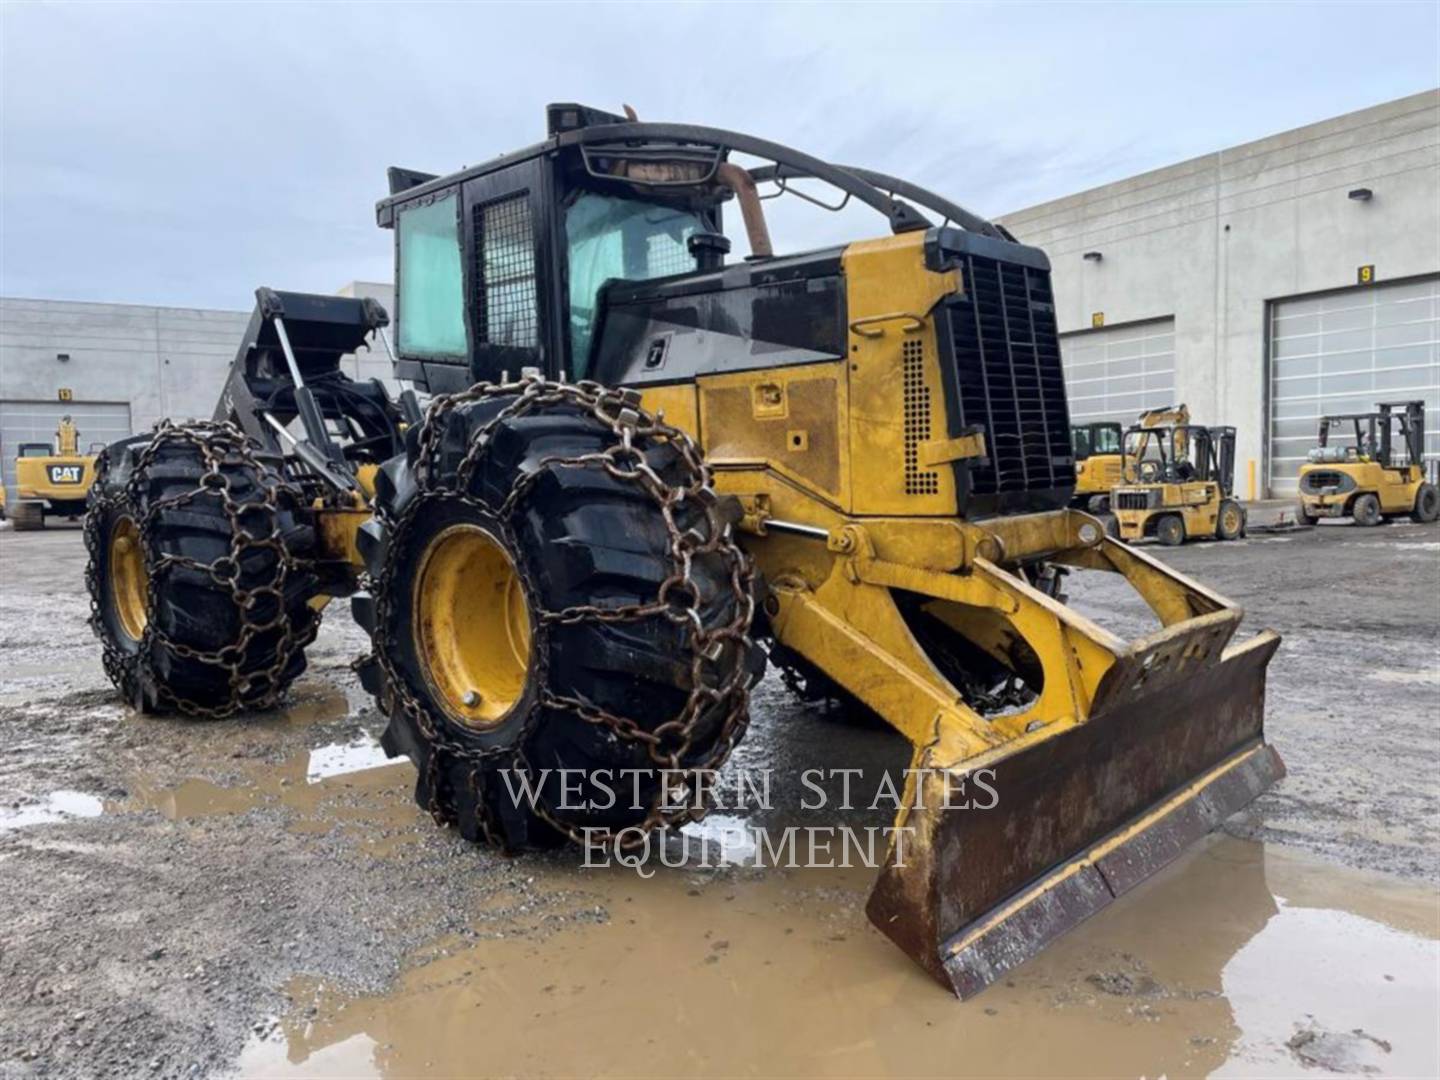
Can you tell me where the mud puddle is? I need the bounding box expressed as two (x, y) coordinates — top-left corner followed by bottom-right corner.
(230, 834), (1438, 1079)
(116, 737), (420, 853)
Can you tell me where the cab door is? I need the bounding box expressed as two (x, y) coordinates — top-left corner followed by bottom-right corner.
(461, 159), (566, 383)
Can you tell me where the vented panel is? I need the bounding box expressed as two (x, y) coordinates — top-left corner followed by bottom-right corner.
(1115, 491), (1151, 511)
(473, 195), (538, 348)
(903, 338), (939, 495)
(944, 254), (1070, 504)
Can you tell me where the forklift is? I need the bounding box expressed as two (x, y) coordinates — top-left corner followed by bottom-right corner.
(1112, 422), (1245, 545)
(1071, 404), (1190, 513)
(1297, 400), (1437, 525)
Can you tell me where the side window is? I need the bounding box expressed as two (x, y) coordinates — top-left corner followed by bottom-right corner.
(397, 194), (466, 357)
(474, 195), (538, 349)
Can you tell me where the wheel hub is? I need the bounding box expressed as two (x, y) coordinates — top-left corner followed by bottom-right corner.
(413, 523), (532, 729)
(109, 516), (148, 642)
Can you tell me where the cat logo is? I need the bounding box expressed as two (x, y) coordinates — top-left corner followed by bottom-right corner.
(48, 465), (83, 484)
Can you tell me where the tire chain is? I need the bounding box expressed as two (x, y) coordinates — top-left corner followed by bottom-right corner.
(84, 419), (319, 719)
(363, 374), (758, 851)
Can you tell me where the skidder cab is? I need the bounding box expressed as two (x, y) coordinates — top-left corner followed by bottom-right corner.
(85, 104), (1284, 997)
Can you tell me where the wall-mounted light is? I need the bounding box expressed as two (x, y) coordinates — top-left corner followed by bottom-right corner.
(56, 352), (70, 362)
(1082, 250), (1103, 262)
(1348, 188), (1373, 202)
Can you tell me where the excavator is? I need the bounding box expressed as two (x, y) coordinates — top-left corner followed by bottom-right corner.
(10, 416), (100, 530)
(84, 104), (1283, 997)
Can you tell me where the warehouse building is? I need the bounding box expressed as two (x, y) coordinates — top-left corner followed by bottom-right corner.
(0, 283), (393, 496)
(4, 93), (1437, 504)
(998, 89), (1440, 497)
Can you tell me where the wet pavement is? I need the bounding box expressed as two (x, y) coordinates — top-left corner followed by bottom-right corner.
(1, 521), (1437, 1078)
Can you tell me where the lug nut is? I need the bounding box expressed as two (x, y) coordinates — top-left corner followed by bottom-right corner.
(462, 690), (482, 707)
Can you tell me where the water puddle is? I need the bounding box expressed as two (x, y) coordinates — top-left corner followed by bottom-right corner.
(0, 789), (104, 832)
(235, 835), (1440, 1078)
(123, 742), (414, 828)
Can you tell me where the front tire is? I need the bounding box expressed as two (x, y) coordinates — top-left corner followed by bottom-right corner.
(1411, 482), (1439, 524)
(1352, 493), (1382, 527)
(1156, 514), (1186, 546)
(85, 422), (321, 715)
(353, 379), (760, 851)
(1217, 498), (1245, 540)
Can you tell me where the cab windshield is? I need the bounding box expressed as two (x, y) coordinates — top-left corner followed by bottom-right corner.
(564, 193), (704, 378)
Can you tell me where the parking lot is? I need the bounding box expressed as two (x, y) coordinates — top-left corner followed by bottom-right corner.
(1, 517), (1437, 1078)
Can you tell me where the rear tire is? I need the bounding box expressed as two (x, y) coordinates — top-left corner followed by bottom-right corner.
(1156, 514), (1186, 546)
(353, 381), (760, 851)
(1352, 493), (1382, 527)
(1411, 482), (1439, 524)
(85, 423), (321, 715)
(1217, 498), (1245, 541)
(1297, 502), (1319, 527)
(10, 501), (43, 531)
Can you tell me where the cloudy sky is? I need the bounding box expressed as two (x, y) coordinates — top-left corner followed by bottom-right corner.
(2, 1), (1436, 309)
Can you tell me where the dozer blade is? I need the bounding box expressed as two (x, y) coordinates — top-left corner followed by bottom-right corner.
(866, 627), (1283, 998)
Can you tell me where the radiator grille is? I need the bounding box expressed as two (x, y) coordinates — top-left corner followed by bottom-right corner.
(1115, 491), (1152, 511)
(473, 195), (538, 349)
(943, 254), (1070, 505)
(902, 338), (939, 495)
(1298, 468), (1357, 496)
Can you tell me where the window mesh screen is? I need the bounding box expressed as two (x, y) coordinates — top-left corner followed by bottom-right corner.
(474, 195), (538, 349)
(644, 232), (695, 278)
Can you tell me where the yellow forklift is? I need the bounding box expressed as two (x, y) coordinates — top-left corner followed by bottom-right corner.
(1297, 401), (1437, 526)
(1112, 422), (1245, 545)
(1071, 404), (1189, 513)
(10, 416), (101, 530)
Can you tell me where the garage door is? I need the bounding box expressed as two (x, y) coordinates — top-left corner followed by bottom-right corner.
(1268, 277), (1440, 494)
(1061, 318), (1177, 427)
(0, 401), (132, 495)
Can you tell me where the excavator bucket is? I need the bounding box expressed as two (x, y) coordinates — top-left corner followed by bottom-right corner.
(864, 560), (1284, 997)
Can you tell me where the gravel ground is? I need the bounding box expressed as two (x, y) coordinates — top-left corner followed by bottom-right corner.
(0, 516), (1436, 1077)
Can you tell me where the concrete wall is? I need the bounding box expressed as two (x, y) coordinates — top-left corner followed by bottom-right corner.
(0, 298), (250, 434)
(999, 90), (1440, 494)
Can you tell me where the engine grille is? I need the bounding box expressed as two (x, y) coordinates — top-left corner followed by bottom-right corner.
(1115, 490), (1153, 511)
(1301, 469), (1353, 495)
(938, 249), (1071, 514)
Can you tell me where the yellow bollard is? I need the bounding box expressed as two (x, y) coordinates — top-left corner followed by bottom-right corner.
(1247, 459), (1256, 502)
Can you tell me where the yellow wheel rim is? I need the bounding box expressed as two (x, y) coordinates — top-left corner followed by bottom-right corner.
(413, 524), (532, 729)
(1224, 506), (1241, 534)
(109, 516), (149, 642)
